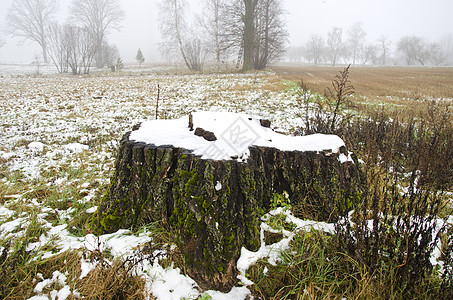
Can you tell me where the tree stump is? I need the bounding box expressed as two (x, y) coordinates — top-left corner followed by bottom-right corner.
(92, 112), (364, 292)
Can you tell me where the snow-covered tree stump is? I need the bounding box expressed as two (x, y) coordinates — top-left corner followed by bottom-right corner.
(92, 112), (363, 291)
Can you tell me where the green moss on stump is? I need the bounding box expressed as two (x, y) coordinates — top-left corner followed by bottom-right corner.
(91, 132), (364, 292)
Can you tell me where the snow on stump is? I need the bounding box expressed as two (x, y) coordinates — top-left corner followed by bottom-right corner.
(92, 111), (363, 292)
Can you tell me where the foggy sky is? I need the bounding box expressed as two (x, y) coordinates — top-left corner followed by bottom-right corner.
(0, 0), (452, 63)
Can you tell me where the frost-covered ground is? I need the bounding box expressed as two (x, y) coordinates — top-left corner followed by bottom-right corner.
(0, 66), (319, 299)
(2, 65), (451, 299)
(1, 68), (304, 178)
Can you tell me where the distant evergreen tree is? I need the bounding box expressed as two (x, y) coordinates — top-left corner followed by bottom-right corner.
(116, 57), (124, 70)
(135, 48), (145, 66)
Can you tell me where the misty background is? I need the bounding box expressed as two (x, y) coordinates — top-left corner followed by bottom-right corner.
(0, 0), (452, 65)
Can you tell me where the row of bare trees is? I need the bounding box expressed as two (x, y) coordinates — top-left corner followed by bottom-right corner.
(158, 0), (288, 72)
(288, 22), (392, 66)
(4, 0), (124, 74)
(288, 22), (452, 66)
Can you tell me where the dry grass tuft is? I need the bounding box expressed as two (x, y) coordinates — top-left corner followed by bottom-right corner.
(77, 260), (146, 300)
(76, 246), (148, 299)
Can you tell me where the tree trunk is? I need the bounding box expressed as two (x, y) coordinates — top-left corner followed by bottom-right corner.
(95, 39), (103, 69)
(42, 42), (49, 64)
(255, 0), (270, 70)
(242, 0), (258, 71)
(92, 129), (364, 291)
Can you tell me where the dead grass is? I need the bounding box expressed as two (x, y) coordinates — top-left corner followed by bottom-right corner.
(0, 247), (82, 300)
(271, 65), (453, 100)
(77, 258), (146, 300)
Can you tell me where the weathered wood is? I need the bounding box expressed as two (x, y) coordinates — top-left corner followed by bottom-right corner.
(92, 129), (364, 291)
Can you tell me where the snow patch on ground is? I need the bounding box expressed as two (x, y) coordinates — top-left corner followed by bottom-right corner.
(79, 259), (96, 279)
(85, 206), (98, 214)
(33, 271), (71, 300)
(237, 208), (336, 286)
(62, 143), (89, 153)
(1, 150), (16, 160)
(147, 265), (200, 300)
(28, 142), (46, 152)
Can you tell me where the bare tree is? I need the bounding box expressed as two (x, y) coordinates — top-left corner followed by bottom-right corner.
(158, 0), (191, 69)
(158, 0), (187, 64)
(428, 42), (447, 66)
(184, 38), (209, 71)
(397, 35), (430, 66)
(221, 0), (287, 71)
(69, 0), (124, 68)
(158, 0), (208, 71)
(362, 44), (379, 65)
(377, 35), (391, 65)
(253, 0), (288, 70)
(47, 22), (69, 73)
(326, 27), (343, 66)
(412, 39), (431, 66)
(397, 35), (416, 65)
(102, 42), (119, 67)
(439, 34), (453, 65)
(347, 22), (366, 65)
(33, 53), (42, 74)
(64, 25), (96, 74)
(219, 0), (244, 68)
(0, 25), (5, 48)
(5, 0), (58, 63)
(198, 0), (229, 69)
(305, 34), (324, 65)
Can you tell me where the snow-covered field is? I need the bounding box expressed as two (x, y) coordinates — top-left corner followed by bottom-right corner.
(0, 66), (317, 299)
(1, 65), (451, 299)
(1, 67), (305, 178)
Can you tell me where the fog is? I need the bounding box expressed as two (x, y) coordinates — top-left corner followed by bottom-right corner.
(0, 0), (452, 64)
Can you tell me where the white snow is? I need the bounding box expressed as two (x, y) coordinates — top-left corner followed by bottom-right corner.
(28, 296), (50, 300)
(0, 150), (15, 160)
(34, 278), (53, 293)
(130, 111), (346, 161)
(34, 271), (66, 292)
(85, 206), (98, 214)
(339, 153), (354, 163)
(50, 285), (71, 300)
(79, 259), (96, 279)
(0, 217), (26, 238)
(205, 287), (251, 300)
(0, 206), (15, 218)
(148, 265), (200, 300)
(33, 271), (71, 300)
(28, 142), (45, 152)
(62, 143), (89, 153)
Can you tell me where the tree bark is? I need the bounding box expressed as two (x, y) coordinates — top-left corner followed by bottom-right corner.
(241, 0), (258, 72)
(92, 130), (364, 291)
